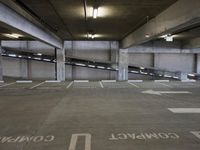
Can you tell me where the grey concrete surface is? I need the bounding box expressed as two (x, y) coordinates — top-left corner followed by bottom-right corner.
(0, 43), (2, 81)
(0, 81), (200, 150)
(56, 48), (65, 81)
(121, 0), (200, 48)
(0, 2), (62, 48)
(118, 49), (129, 81)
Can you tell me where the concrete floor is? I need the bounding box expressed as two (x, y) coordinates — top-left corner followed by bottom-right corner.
(0, 81), (200, 150)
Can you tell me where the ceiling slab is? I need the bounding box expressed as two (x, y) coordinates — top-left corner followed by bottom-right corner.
(17, 0), (177, 40)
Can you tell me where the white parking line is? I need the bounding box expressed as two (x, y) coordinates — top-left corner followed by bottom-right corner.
(68, 133), (91, 150)
(0, 82), (16, 88)
(102, 80), (116, 83)
(16, 80), (33, 83)
(67, 81), (74, 89)
(128, 80), (143, 83)
(190, 131), (200, 139)
(156, 82), (172, 88)
(30, 81), (45, 89)
(181, 80), (196, 83)
(99, 81), (104, 88)
(128, 82), (139, 88)
(168, 108), (200, 113)
(0, 81), (4, 83)
(45, 80), (61, 83)
(154, 80), (169, 83)
(74, 80), (89, 83)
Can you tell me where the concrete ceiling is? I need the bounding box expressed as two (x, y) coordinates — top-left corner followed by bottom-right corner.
(8, 0), (178, 41)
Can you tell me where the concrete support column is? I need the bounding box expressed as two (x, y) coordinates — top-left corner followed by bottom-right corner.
(118, 49), (129, 81)
(0, 41), (3, 81)
(64, 41), (73, 80)
(110, 41), (119, 79)
(20, 59), (28, 79)
(196, 54), (200, 74)
(153, 53), (159, 68)
(56, 47), (65, 81)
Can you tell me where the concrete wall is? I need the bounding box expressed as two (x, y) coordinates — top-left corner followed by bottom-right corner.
(65, 41), (115, 80)
(2, 57), (55, 79)
(129, 53), (154, 67)
(154, 54), (195, 73)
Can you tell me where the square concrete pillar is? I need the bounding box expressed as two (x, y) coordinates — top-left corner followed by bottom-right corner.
(0, 43), (3, 81)
(64, 41), (73, 80)
(56, 48), (65, 81)
(20, 59), (28, 79)
(110, 41), (119, 79)
(197, 54), (200, 74)
(118, 49), (129, 81)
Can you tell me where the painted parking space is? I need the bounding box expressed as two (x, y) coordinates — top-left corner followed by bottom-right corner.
(133, 81), (172, 89)
(0, 81), (200, 150)
(102, 82), (134, 88)
(72, 81), (101, 89)
(33, 81), (70, 90)
(163, 81), (200, 89)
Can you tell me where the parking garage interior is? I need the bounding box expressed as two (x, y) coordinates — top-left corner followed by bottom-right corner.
(0, 0), (200, 150)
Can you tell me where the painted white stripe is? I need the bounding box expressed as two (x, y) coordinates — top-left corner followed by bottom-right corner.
(128, 82), (139, 88)
(168, 108), (200, 113)
(74, 80), (89, 83)
(66, 81), (73, 89)
(16, 80), (33, 83)
(181, 80), (196, 83)
(68, 133), (91, 150)
(102, 80), (116, 83)
(30, 81), (45, 89)
(0, 82), (15, 88)
(128, 80), (143, 83)
(156, 82), (172, 88)
(99, 81), (104, 88)
(0, 81), (4, 83)
(45, 80), (61, 83)
(190, 131), (200, 139)
(154, 80), (169, 83)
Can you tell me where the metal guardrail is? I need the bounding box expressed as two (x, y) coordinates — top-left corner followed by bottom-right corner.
(1, 48), (199, 80)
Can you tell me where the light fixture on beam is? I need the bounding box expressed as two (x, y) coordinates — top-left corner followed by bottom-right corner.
(36, 53), (42, 56)
(87, 33), (95, 39)
(93, 7), (98, 19)
(3, 33), (23, 39)
(162, 34), (174, 42)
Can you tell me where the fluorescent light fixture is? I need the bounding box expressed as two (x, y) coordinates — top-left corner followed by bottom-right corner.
(188, 74), (195, 77)
(43, 59), (51, 62)
(97, 66), (105, 69)
(8, 54), (16, 57)
(88, 33), (95, 39)
(166, 36), (173, 42)
(93, 7), (98, 19)
(141, 72), (148, 75)
(18, 55), (22, 58)
(28, 56), (31, 59)
(3, 33), (23, 39)
(145, 33), (150, 38)
(88, 65), (95, 68)
(131, 71), (139, 73)
(36, 53), (42, 56)
(162, 34), (173, 42)
(164, 75), (172, 78)
(107, 67), (111, 70)
(140, 67), (145, 70)
(34, 57), (41, 60)
(75, 63), (86, 66)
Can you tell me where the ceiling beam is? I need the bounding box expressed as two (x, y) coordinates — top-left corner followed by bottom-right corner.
(121, 0), (200, 49)
(0, 1), (63, 49)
